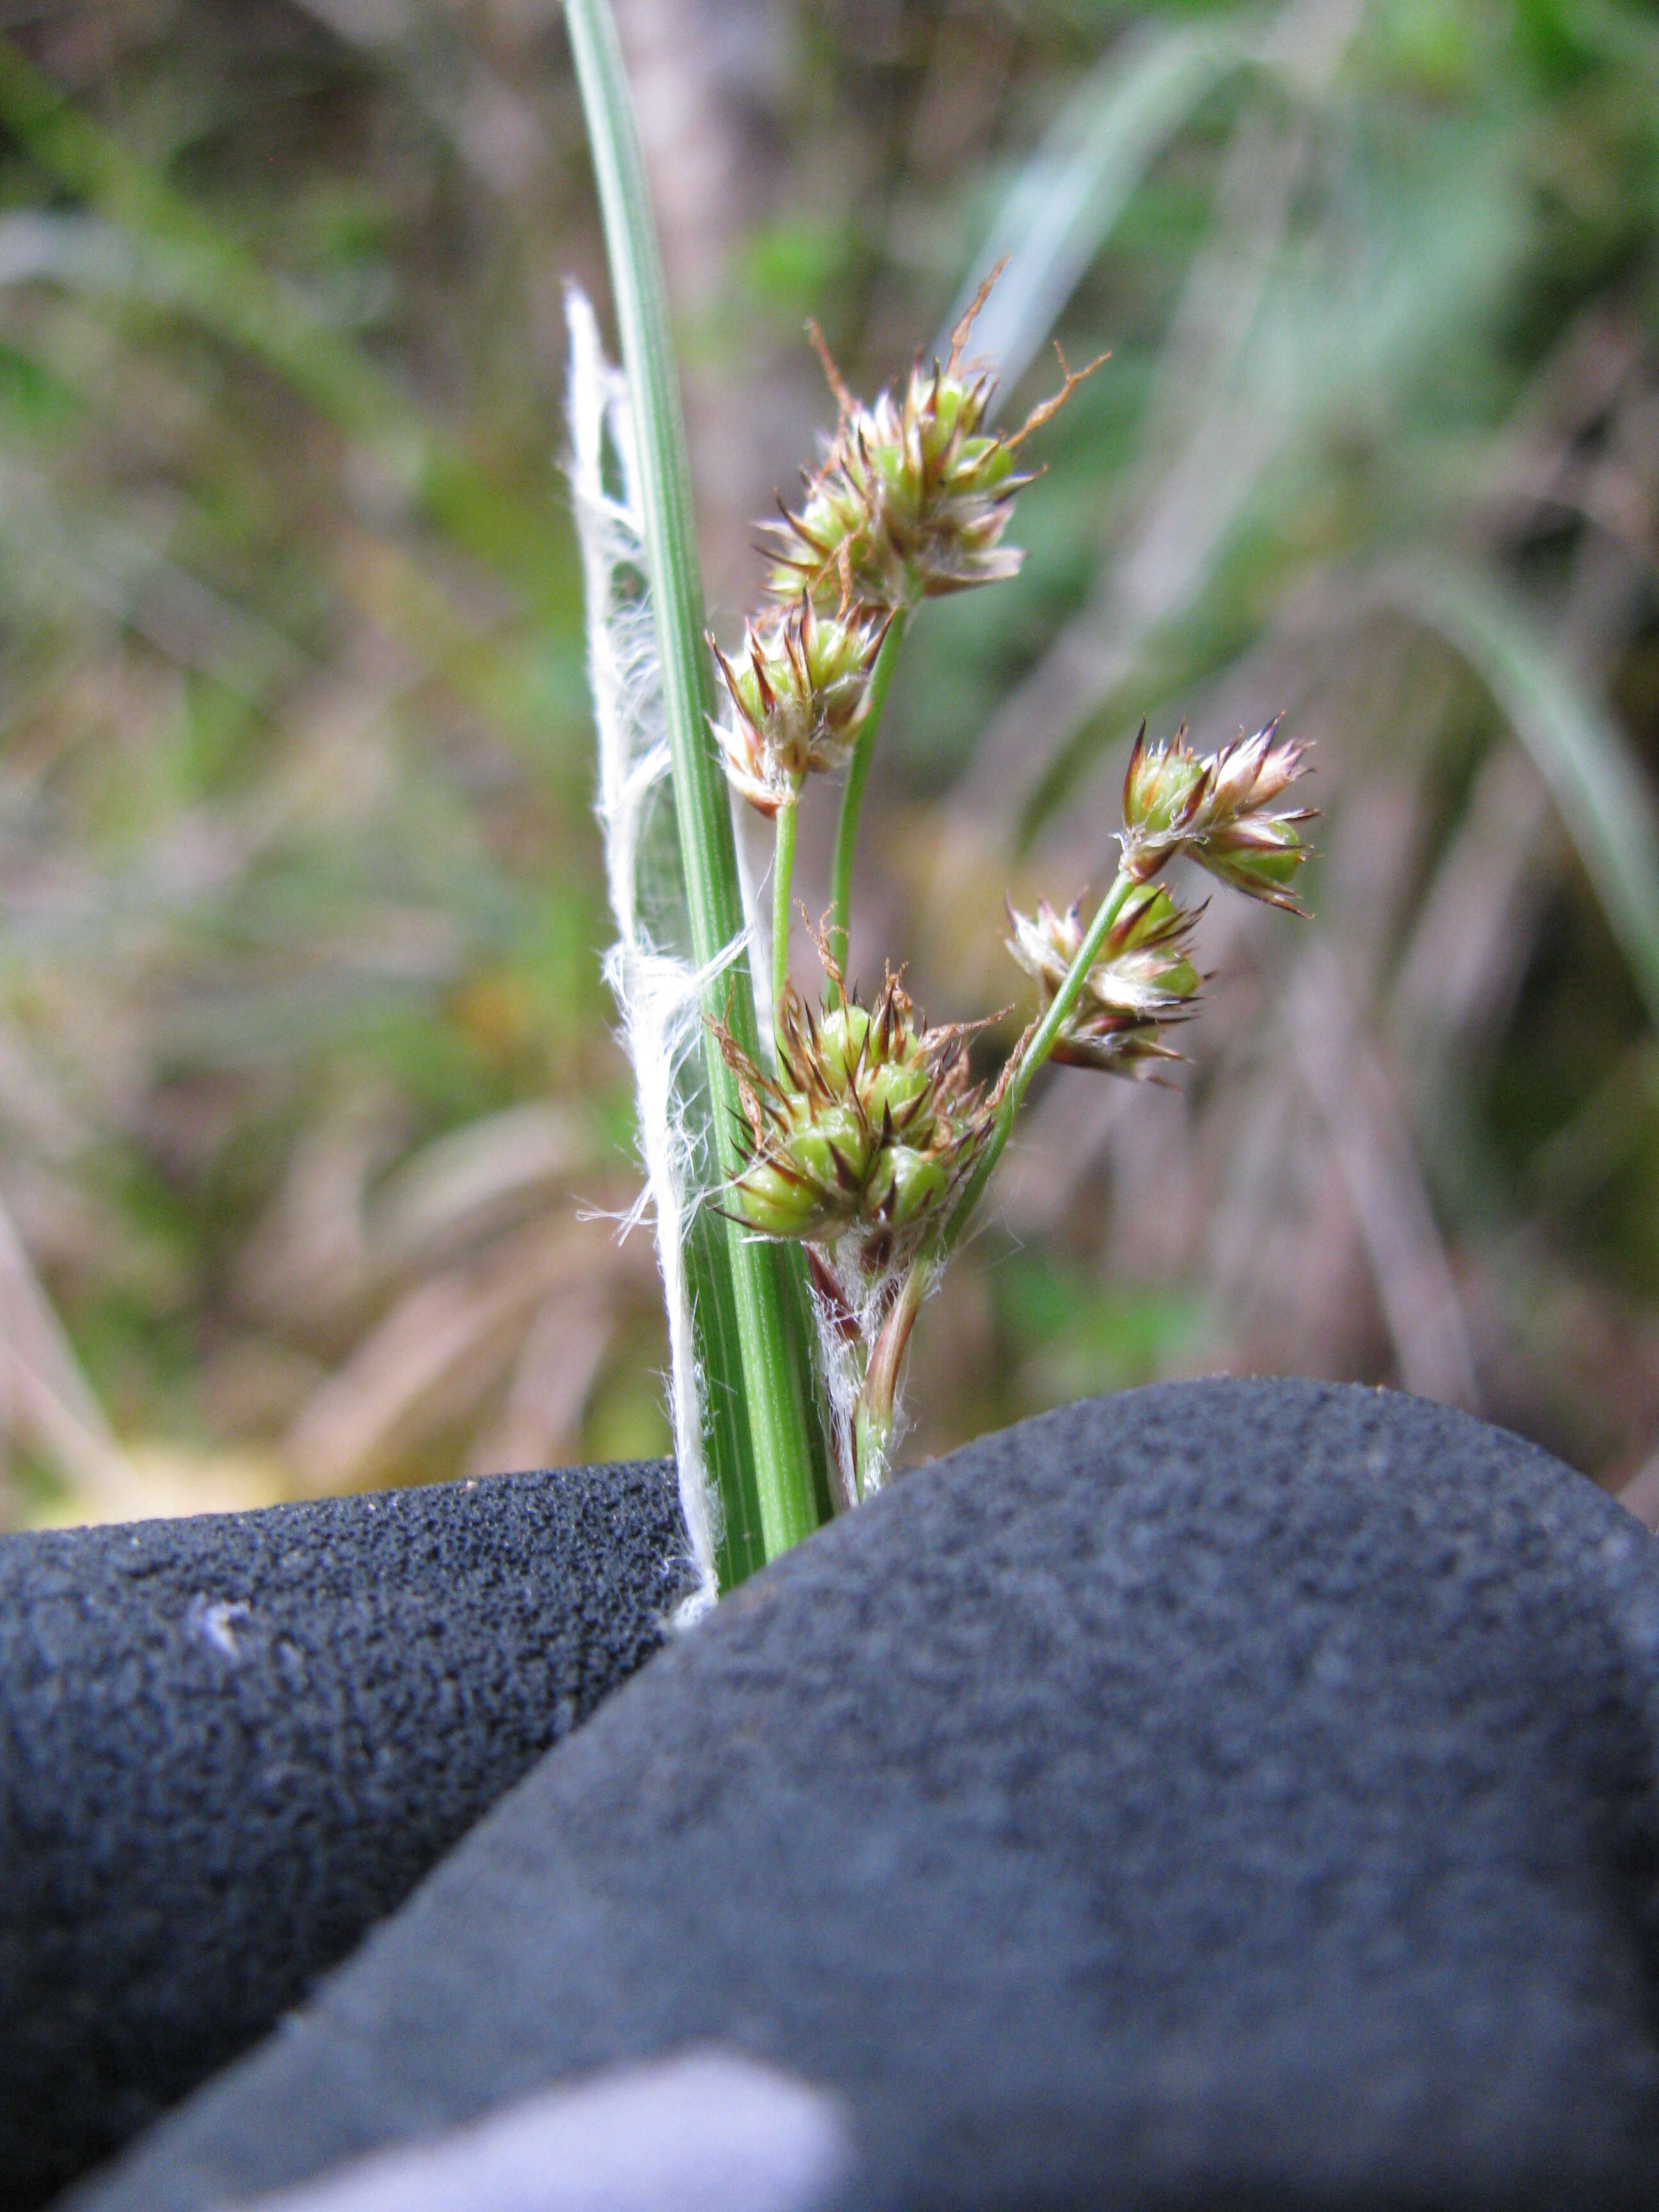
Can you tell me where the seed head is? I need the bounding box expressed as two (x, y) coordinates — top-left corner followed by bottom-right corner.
(711, 594), (889, 817)
(1006, 884), (1203, 1075)
(766, 276), (1104, 612)
(1119, 717), (1314, 911)
(714, 955), (1001, 1274)
(768, 369), (1022, 608)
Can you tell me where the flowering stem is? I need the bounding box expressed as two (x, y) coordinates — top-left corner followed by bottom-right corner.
(841, 868), (1139, 1498)
(853, 1259), (930, 1497)
(942, 865), (1137, 1253)
(771, 790), (798, 1041)
(851, 1394), (883, 1504)
(827, 607), (908, 1001)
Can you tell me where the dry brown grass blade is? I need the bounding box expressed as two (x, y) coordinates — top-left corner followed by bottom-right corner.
(993, 1066), (1135, 1238)
(463, 1294), (616, 1479)
(1390, 744), (1559, 1062)
(282, 1214), (648, 1496)
(1290, 950), (1480, 1411)
(0, 1192), (139, 1522)
(950, 0), (1367, 832)
(364, 1104), (597, 1286)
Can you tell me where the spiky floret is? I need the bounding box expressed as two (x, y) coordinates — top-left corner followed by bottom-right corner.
(1006, 884), (1203, 1075)
(714, 954), (1002, 1274)
(1119, 717), (1315, 911)
(767, 366), (1022, 608)
(765, 275), (1103, 612)
(711, 593), (890, 817)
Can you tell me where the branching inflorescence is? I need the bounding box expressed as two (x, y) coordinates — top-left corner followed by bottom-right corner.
(709, 272), (1314, 1509)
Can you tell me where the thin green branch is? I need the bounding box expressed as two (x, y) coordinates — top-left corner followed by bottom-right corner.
(566, 0), (819, 1570)
(771, 793), (799, 1040)
(849, 868), (1137, 1495)
(942, 867), (1136, 1252)
(827, 608), (908, 996)
(853, 1260), (929, 1498)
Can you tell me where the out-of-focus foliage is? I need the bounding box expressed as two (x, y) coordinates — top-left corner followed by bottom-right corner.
(2, 0), (1658, 1526)
(0, 0), (659, 1521)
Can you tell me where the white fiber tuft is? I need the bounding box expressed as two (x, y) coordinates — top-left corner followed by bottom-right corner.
(566, 286), (723, 1623)
(730, 793), (775, 1067)
(805, 1238), (940, 1505)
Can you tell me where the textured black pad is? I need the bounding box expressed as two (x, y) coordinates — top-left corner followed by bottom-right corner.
(65, 1380), (1659, 2212)
(64, 1381), (1659, 2212)
(0, 1459), (691, 2212)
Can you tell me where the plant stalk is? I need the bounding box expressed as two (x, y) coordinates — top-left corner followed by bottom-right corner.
(771, 790), (799, 1040)
(566, 0), (820, 1569)
(853, 1262), (929, 1497)
(943, 867), (1137, 1252)
(842, 869), (1137, 1497)
(827, 608), (908, 998)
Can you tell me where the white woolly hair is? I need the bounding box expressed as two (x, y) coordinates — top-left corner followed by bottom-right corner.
(568, 287), (930, 1559)
(806, 1237), (940, 1505)
(566, 286), (740, 1624)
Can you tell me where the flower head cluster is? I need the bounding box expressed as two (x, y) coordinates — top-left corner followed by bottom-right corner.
(768, 284), (1102, 614)
(712, 594), (889, 817)
(1005, 885), (1203, 1077)
(767, 360), (1020, 608)
(712, 271), (1101, 819)
(715, 958), (1000, 1275)
(1119, 717), (1313, 911)
(1006, 721), (1311, 1082)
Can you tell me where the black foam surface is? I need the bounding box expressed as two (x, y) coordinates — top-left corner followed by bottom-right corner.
(60, 1382), (1659, 2211)
(1, 1458), (691, 2211)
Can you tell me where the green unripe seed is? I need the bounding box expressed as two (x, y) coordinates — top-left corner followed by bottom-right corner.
(881, 1145), (947, 1225)
(865, 1058), (932, 1131)
(735, 1161), (817, 1235)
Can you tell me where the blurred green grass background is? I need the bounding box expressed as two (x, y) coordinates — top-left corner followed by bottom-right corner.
(3, 0), (1658, 1528)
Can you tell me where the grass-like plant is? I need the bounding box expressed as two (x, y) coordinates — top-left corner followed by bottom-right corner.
(567, 0), (1311, 1591)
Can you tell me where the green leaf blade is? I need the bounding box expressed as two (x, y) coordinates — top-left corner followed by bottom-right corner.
(565, 0), (820, 1575)
(1389, 556), (1659, 1029)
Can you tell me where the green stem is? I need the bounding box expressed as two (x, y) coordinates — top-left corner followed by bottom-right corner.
(566, 0), (819, 1569)
(771, 792), (798, 1042)
(853, 1261), (929, 1497)
(827, 608), (908, 998)
(852, 1397), (882, 1503)
(942, 867), (1137, 1254)
(846, 872), (1140, 1505)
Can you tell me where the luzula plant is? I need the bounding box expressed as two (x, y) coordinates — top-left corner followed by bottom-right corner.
(710, 292), (1311, 1509)
(566, 0), (1311, 1598)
